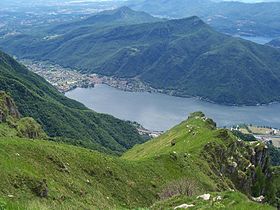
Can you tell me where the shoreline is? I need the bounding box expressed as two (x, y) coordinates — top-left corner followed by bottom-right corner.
(22, 59), (280, 108)
(66, 83), (280, 108)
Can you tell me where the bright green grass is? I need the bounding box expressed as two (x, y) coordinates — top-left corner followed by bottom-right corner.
(0, 136), (217, 209)
(122, 116), (222, 160)
(0, 115), (276, 209)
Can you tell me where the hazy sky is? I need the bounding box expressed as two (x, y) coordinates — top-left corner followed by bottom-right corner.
(219, 0), (280, 2)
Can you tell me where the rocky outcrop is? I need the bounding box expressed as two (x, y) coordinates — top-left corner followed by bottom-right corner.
(202, 130), (270, 197)
(0, 91), (20, 122)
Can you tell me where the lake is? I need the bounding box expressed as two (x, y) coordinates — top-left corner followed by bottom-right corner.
(66, 84), (280, 131)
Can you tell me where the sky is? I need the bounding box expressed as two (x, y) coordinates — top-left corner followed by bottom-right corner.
(218, 0), (280, 2)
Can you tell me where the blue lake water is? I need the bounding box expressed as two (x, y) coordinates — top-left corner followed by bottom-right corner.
(66, 84), (280, 131)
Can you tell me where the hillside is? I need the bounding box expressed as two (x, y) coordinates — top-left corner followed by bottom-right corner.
(268, 38), (280, 48)
(129, 0), (280, 37)
(0, 109), (278, 209)
(0, 50), (144, 154)
(2, 15), (280, 105)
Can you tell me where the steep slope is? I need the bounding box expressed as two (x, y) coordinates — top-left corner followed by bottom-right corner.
(0, 111), (278, 209)
(2, 16), (280, 105)
(0, 51), (143, 154)
(129, 0), (280, 37)
(123, 112), (280, 207)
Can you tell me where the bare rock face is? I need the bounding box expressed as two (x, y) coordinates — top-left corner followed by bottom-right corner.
(202, 137), (270, 197)
(0, 91), (20, 122)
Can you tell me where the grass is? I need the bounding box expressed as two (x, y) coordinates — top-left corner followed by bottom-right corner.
(0, 112), (277, 209)
(0, 133), (216, 209)
(122, 114), (221, 160)
(151, 191), (275, 210)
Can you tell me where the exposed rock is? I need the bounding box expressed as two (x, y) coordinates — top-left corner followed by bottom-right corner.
(252, 195), (265, 203)
(0, 91), (20, 122)
(34, 179), (48, 198)
(202, 136), (271, 198)
(215, 195), (222, 201)
(174, 204), (195, 209)
(197, 193), (211, 201)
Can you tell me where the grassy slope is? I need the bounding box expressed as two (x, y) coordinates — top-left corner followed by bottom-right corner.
(123, 114), (223, 160)
(0, 113), (276, 209)
(0, 51), (144, 154)
(0, 125), (215, 209)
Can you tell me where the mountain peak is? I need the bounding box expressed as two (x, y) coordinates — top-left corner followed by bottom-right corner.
(169, 16), (205, 26)
(81, 6), (159, 25)
(116, 6), (133, 13)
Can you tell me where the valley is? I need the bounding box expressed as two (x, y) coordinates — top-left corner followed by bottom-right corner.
(2, 9), (280, 106)
(66, 85), (280, 131)
(0, 1), (280, 209)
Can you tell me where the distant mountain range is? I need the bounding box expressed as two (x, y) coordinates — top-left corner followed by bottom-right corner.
(128, 0), (280, 37)
(1, 7), (280, 105)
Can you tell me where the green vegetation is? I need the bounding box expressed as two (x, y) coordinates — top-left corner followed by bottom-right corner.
(0, 75), (278, 209)
(268, 144), (280, 166)
(2, 12), (280, 105)
(151, 191), (274, 210)
(48, 6), (161, 35)
(0, 50), (144, 154)
(0, 111), (278, 209)
(232, 130), (257, 142)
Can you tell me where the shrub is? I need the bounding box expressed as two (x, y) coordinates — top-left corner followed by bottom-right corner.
(158, 179), (199, 200)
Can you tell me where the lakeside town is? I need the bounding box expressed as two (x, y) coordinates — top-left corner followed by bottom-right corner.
(21, 60), (157, 94)
(21, 60), (165, 138)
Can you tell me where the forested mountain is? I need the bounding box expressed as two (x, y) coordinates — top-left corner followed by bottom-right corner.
(0, 50), (144, 154)
(2, 13), (280, 105)
(48, 6), (161, 35)
(129, 0), (280, 37)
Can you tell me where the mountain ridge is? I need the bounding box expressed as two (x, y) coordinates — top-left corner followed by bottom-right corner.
(129, 0), (280, 37)
(2, 13), (280, 105)
(0, 110), (278, 209)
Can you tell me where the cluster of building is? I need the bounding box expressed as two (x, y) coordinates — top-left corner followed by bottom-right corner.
(21, 60), (94, 92)
(21, 60), (157, 94)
